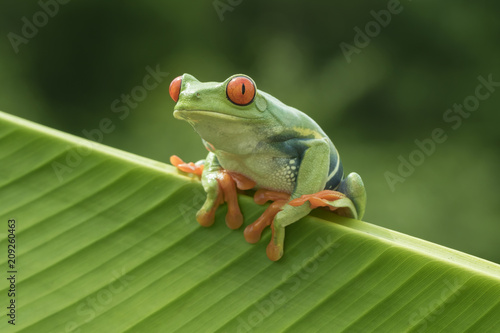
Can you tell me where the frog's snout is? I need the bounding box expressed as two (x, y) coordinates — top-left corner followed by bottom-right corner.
(179, 90), (202, 102)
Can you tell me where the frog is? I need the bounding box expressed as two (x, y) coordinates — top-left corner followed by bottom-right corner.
(168, 73), (366, 261)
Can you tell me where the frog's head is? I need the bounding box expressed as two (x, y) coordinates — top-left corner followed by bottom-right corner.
(170, 74), (277, 150)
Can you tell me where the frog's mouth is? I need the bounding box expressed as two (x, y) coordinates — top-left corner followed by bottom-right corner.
(173, 109), (259, 121)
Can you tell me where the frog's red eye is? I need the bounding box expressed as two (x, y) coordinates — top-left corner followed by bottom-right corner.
(169, 76), (182, 102)
(226, 76), (255, 106)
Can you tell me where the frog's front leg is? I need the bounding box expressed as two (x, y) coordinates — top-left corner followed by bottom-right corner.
(197, 152), (243, 229)
(267, 138), (331, 261)
(244, 189), (290, 244)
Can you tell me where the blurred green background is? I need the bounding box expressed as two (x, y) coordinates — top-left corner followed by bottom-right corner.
(0, 0), (498, 263)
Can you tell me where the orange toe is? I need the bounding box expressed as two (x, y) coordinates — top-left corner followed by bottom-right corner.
(217, 171), (243, 229)
(266, 242), (282, 261)
(170, 155), (204, 176)
(225, 209), (243, 230)
(244, 222), (265, 244)
(289, 190), (346, 209)
(196, 209), (216, 227)
(170, 155), (184, 166)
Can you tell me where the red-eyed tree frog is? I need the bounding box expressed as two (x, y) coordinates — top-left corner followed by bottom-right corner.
(169, 74), (366, 261)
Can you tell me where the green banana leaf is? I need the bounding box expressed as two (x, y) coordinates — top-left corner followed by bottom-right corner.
(1, 111), (499, 333)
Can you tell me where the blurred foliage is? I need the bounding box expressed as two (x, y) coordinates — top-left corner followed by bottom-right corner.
(0, 0), (499, 262)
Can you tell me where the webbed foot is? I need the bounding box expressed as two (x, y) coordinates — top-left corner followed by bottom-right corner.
(244, 189), (290, 259)
(172, 154), (257, 230)
(170, 155), (204, 176)
(289, 190), (358, 219)
(196, 170), (244, 229)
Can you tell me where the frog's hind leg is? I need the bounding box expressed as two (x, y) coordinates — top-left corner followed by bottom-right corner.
(288, 190), (356, 217)
(288, 173), (366, 220)
(338, 172), (366, 220)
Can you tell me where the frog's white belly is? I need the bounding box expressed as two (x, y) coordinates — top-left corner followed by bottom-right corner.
(216, 151), (299, 193)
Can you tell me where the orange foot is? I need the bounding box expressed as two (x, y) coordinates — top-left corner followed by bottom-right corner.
(195, 171), (257, 230)
(244, 189), (290, 244)
(170, 155), (204, 176)
(288, 190), (347, 211)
